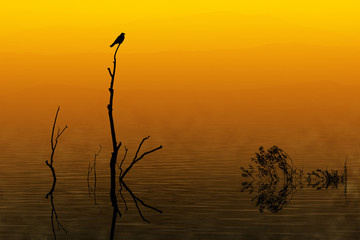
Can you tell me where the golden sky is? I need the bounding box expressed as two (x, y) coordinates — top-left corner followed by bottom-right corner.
(1, 1), (360, 90)
(1, 1), (360, 156)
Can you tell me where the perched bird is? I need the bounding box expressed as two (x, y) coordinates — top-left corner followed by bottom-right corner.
(110, 33), (125, 47)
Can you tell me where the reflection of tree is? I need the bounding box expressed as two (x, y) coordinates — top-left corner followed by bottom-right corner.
(45, 107), (68, 239)
(241, 180), (302, 213)
(106, 35), (162, 240)
(88, 145), (102, 213)
(240, 146), (303, 213)
(241, 146), (347, 213)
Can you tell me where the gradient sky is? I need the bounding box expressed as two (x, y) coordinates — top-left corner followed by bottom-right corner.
(1, 1), (360, 90)
(1, 1), (360, 166)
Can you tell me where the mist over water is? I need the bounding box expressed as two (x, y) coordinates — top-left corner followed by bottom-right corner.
(1, 85), (360, 239)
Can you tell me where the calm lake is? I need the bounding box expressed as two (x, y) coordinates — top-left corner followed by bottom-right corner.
(1, 85), (360, 239)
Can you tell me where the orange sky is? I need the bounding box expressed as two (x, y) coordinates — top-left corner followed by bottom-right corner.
(1, 1), (360, 163)
(1, 1), (360, 90)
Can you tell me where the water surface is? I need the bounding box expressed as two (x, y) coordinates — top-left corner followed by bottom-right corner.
(1, 86), (360, 239)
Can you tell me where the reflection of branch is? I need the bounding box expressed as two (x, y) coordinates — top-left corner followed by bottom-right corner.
(120, 136), (162, 180)
(88, 145), (102, 213)
(117, 147), (129, 211)
(49, 192), (68, 239)
(120, 180), (162, 223)
(344, 158), (347, 199)
(118, 179), (128, 211)
(117, 146), (128, 176)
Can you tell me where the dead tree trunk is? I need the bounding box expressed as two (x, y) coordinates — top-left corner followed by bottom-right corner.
(106, 35), (162, 239)
(107, 43), (122, 240)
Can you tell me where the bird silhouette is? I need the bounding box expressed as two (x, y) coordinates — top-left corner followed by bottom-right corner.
(110, 33), (125, 47)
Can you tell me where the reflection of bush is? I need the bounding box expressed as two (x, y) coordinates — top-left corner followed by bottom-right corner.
(241, 146), (347, 213)
(241, 146), (303, 213)
(307, 169), (346, 190)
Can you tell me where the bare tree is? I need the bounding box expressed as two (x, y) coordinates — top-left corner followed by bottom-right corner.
(45, 106), (68, 239)
(107, 35), (162, 239)
(45, 106), (67, 197)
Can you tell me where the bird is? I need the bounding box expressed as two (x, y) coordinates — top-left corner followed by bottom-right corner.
(110, 33), (125, 47)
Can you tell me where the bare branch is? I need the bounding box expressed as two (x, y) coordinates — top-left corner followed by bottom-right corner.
(133, 136), (150, 161)
(107, 67), (113, 77)
(46, 107), (67, 198)
(134, 145), (163, 164)
(120, 139), (162, 180)
(116, 142), (122, 153)
(57, 125), (68, 140)
(50, 107), (60, 150)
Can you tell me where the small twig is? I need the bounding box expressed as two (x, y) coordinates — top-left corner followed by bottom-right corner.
(107, 68), (113, 77)
(133, 136), (149, 161)
(50, 107), (60, 151)
(134, 145), (163, 164)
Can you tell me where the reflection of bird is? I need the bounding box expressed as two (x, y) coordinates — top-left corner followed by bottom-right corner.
(110, 33), (125, 47)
